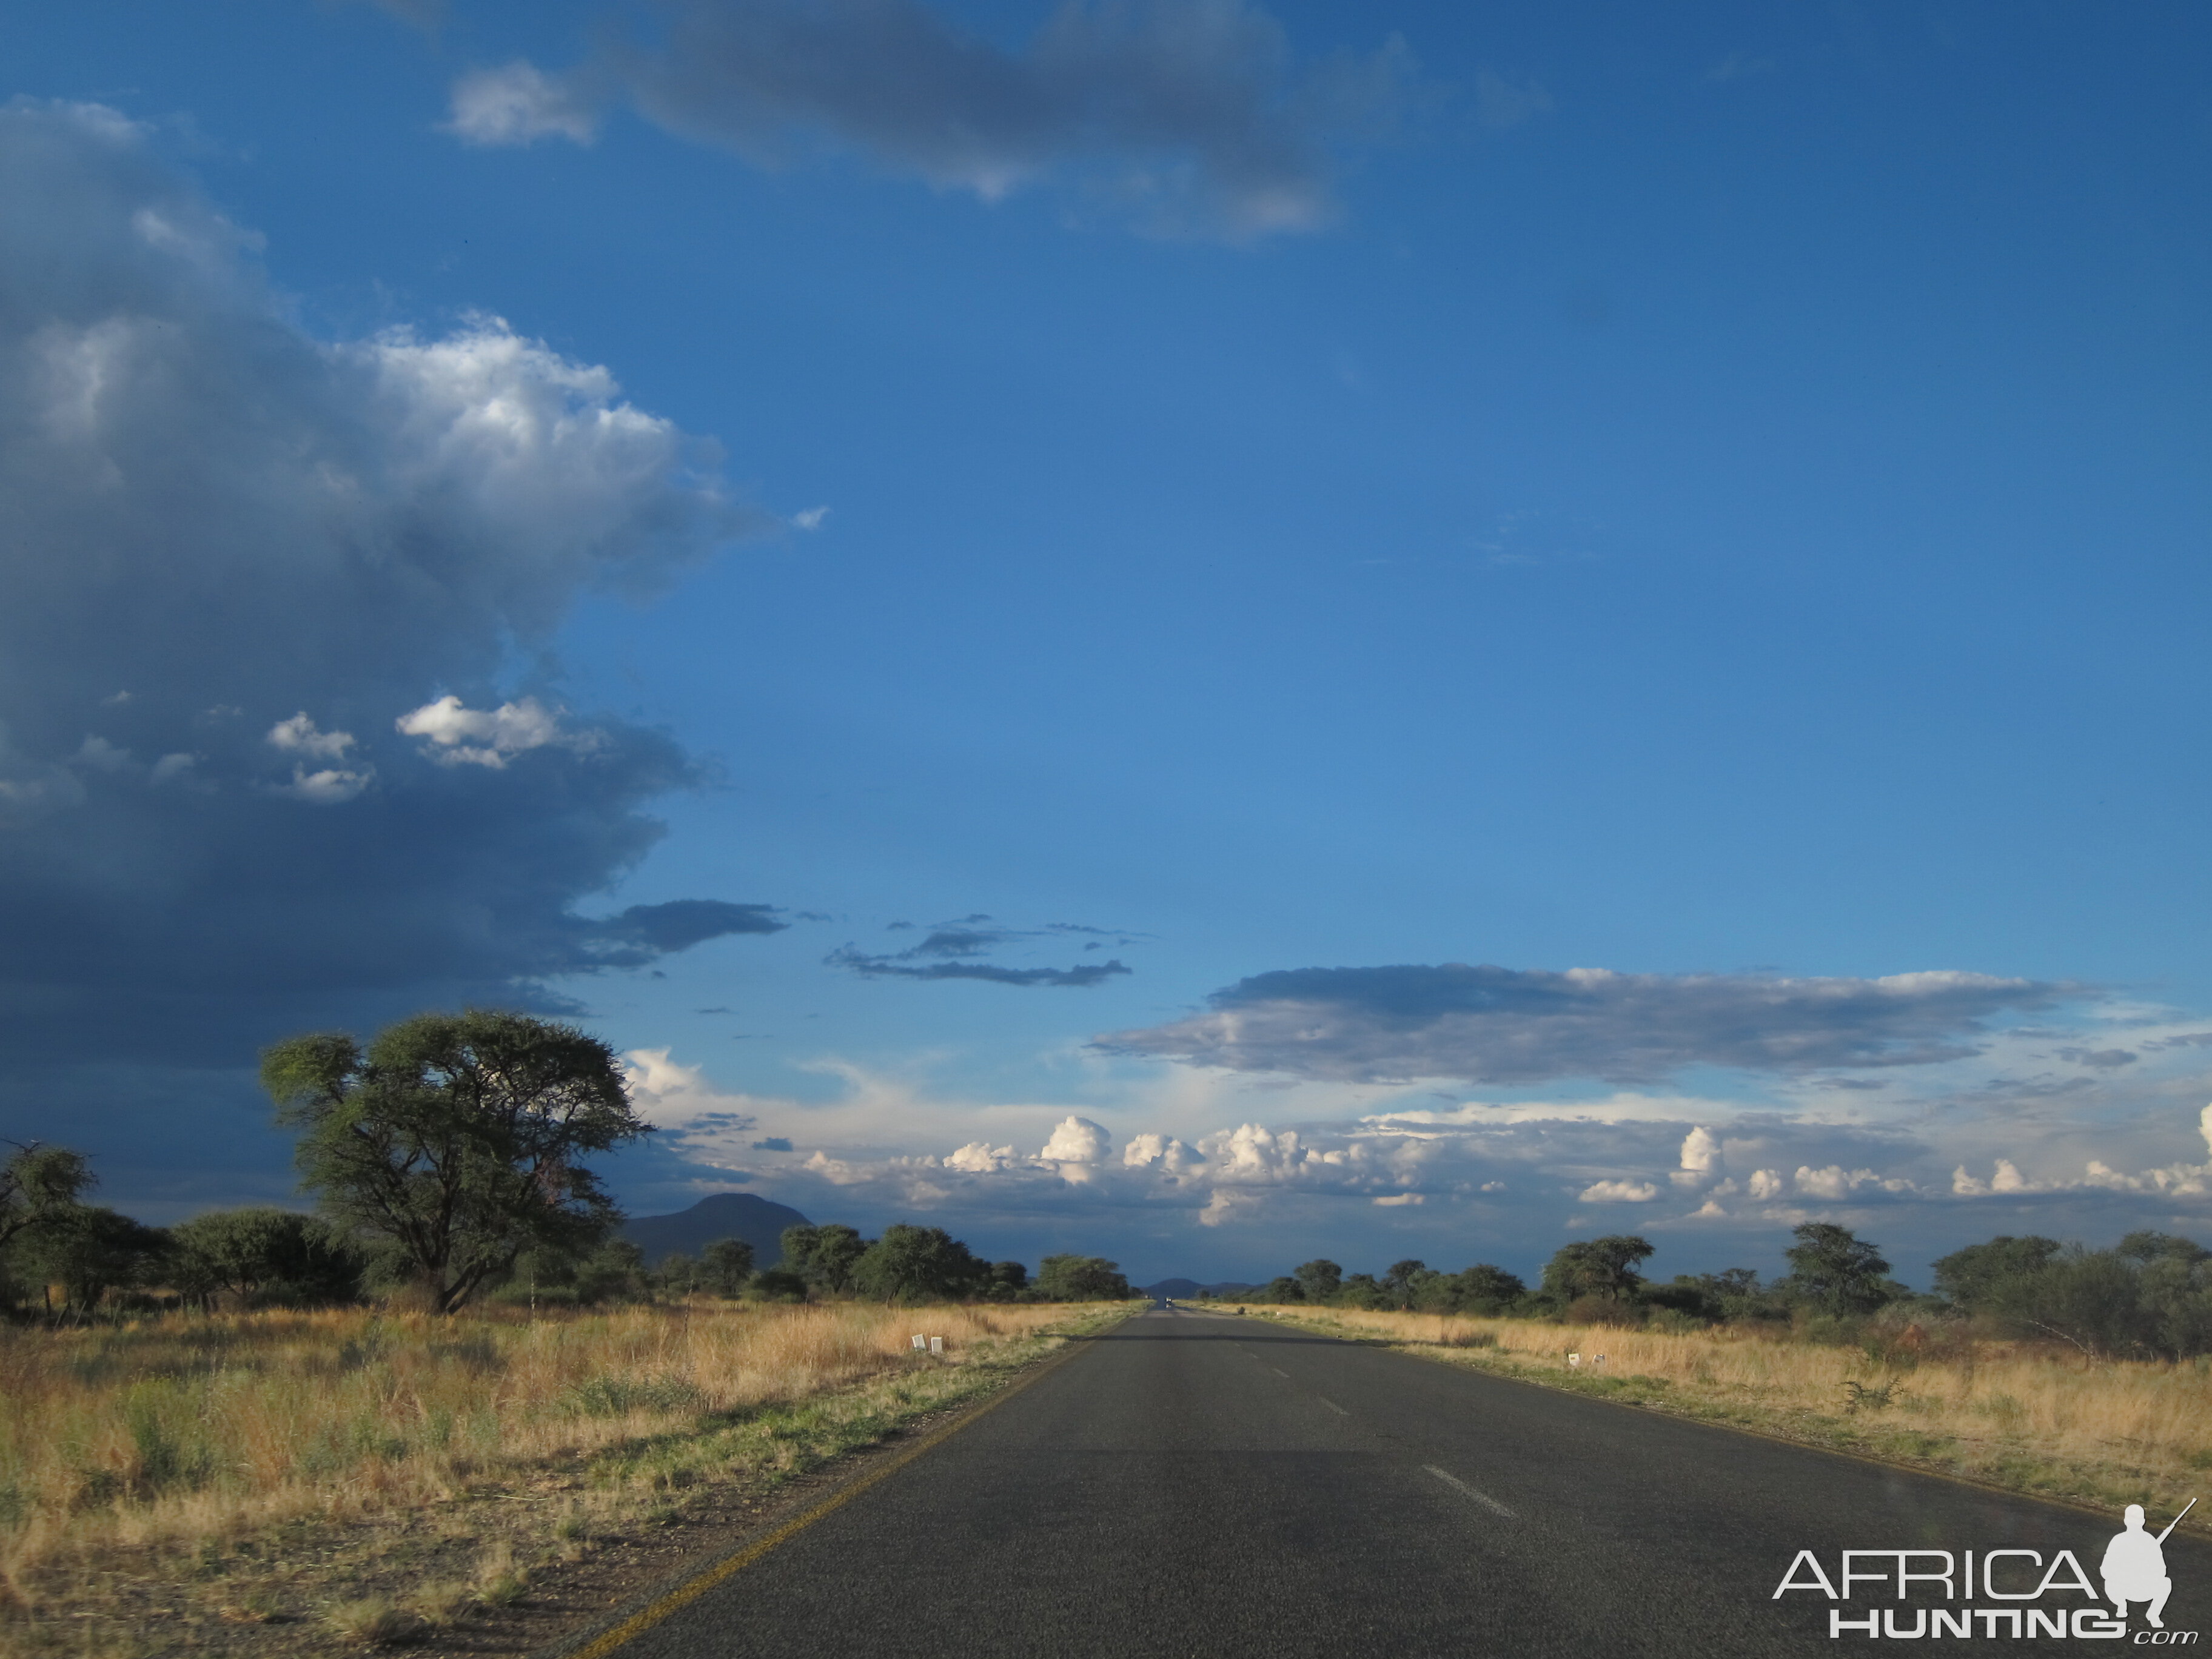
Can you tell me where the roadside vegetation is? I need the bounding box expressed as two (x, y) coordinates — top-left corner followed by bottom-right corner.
(1216, 1224), (2211, 1529)
(0, 1010), (1141, 1654)
(1221, 1222), (2212, 1361)
(0, 1298), (1116, 1640)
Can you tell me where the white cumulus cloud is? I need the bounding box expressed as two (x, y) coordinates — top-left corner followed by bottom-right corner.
(1122, 1130), (1203, 1174)
(1578, 1178), (1660, 1202)
(622, 1047), (764, 1131)
(1037, 1114), (1112, 1180)
(944, 1141), (1016, 1173)
(447, 61), (602, 146)
(266, 713), (356, 760)
(396, 694), (573, 768)
(270, 765), (372, 805)
(1678, 1125), (1721, 1173)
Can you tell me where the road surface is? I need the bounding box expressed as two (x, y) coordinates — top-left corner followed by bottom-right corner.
(609, 1307), (2204, 1656)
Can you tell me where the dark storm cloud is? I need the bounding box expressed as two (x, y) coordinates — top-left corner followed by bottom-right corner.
(1102, 963), (2070, 1085)
(448, 0), (1412, 240)
(0, 102), (772, 1174)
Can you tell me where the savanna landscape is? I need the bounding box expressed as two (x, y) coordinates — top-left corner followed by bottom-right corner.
(0, 1013), (1139, 1658)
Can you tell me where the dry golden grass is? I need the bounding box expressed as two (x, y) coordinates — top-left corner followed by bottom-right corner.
(1238, 1304), (2212, 1527)
(0, 1297), (1083, 1601)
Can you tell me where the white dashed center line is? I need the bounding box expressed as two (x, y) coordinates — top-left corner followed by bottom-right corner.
(1269, 1367), (1290, 1378)
(1318, 1398), (1349, 1415)
(1424, 1466), (1514, 1517)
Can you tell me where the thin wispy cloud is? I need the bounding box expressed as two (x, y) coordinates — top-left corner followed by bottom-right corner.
(828, 947), (1131, 988)
(1472, 67), (1551, 130)
(446, 0), (1414, 240)
(825, 911), (1138, 987)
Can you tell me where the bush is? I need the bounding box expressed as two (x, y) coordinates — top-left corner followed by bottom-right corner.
(14, 1205), (169, 1313)
(700, 1238), (754, 1297)
(1034, 1255), (1131, 1301)
(1933, 1230), (2212, 1359)
(778, 1224), (867, 1294)
(563, 1376), (704, 1418)
(168, 1208), (365, 1308)
(851, 1224), (988, 1303)
(1563, 1295), (1643, 1327)
(572, 1240), (648, 1304)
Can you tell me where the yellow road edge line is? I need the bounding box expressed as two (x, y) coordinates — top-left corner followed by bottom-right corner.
(554, 1329), (1107, 1659)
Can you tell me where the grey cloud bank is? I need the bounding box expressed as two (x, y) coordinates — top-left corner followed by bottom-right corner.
(0, 101), (769, 1202)
(1102, 962), (2070, 1085)
(449, 0), (1411, 238)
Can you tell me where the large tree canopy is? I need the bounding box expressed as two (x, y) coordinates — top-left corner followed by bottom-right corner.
(262, 1010), (649, 1313)
(0, 1141), (93, 1254)
(778, 1223), (869, 1293)
(1782, 1222), (1893, 1317)
(1036, 1254), (1131, 1301)
(1541, 1235), (1654, 1304)
(850, 1224), (988, 1304)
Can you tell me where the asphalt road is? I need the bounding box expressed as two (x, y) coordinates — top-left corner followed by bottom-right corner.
(615, 1307), (2207, 1657)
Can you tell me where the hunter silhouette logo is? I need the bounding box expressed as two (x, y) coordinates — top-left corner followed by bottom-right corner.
(2106, 1499), (2192, 1630)
(1774, 1498), (2197, 1641)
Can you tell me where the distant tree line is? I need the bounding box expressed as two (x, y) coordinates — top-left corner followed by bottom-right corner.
(1219, 1221), (2212, 1361)
(0, 1010), (1136, 1319)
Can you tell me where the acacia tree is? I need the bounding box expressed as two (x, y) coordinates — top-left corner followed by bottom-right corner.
(1036, 1254), (1131, 1300)
(0, 1141), (94, 1253)
(778, 1223), (868, 1293)
(851, 1224), (987, 1303)
(1440, 1263), (1527, 1313)
(1541, 1236), (1654, 1303)
(262, 1010), (650, 1314)
(1782, 1222), (1892, 1316)
(1293, 1258), (1344, 1301)
(20, 1206), (170, 1313)
(1384, 1259), (1427, 1309)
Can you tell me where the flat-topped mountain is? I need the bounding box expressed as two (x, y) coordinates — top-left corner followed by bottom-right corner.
(620, 1192), (811, 1265)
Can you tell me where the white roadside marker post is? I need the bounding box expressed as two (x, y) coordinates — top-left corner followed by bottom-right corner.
(930, 1336), (944, 1355)
(911, 1335), (927, 1350)
(1567, 1352), (1581, 1369)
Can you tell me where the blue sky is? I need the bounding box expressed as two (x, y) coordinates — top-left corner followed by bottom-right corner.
(4, 0), (2211, 1289)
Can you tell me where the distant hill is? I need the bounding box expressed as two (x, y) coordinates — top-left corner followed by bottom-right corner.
(621, 1193), (811, 1265)
(1144, 1278), (1258, 1299)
